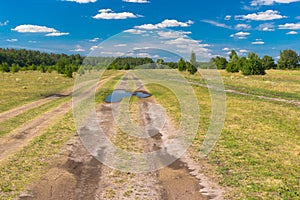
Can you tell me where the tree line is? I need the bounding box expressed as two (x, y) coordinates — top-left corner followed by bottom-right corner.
(0, 48), (84, 77)
(211, 49), (300, 75)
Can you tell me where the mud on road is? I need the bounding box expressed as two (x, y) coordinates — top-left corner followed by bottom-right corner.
(19, 73), (224, 200)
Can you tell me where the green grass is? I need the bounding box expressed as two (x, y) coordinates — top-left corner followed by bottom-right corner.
(148, 70), (300, 199)
(0, 72), (124, 200)
(0, 71), (74, 113)
(0, 96), (70, 137)
(185, 69), (300, 101)
(186, 71), (300, 199)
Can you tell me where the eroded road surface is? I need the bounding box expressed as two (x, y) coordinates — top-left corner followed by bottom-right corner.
(19, 73), (224, 200)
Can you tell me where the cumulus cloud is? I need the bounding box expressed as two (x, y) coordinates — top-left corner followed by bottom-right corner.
(250, 0), (300, 6)
(93, 9), (142, 19)
(257, 23), (275, 31)
(0, 20), (9, 26)
(89, 37), (100, 42)
(12, 24), (69, 37)
(123, 0), (150, 3)
(252, 39), (265, 44)
(239, 49), (248, 53)
(45, 32), (69, 37)
(235, 24), (251, 30)
(201, 20), (232, 29)
(237, 10), (286, 21)
(134, 19), (194, 30)
(124, 29), (147, 34)
(224, 15), (232, 20)
(222, 47), (230, 51)
(230, 31), (251, 39)
(12, 24), (57, 33)
(286, 31), (298, 34)
(6, 38), (18, 42)
(278, 22), (300, 29)
(70, 45), (85, 52)
(157, 30), (191, 39)
(64, 0), (97, 3)
(114, 44), (127, 47)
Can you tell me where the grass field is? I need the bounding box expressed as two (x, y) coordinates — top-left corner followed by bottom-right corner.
(0, 69), (299, 199)
(0, 71), (124, 199)
(147, 69), (300, 199)
(0, 71), (74, 113)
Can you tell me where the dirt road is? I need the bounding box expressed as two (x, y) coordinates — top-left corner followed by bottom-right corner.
(17, 73), (223, 200)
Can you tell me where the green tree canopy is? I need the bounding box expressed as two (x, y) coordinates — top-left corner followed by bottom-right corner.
(178, 58), (186, 71)
(262, 55), (276, 70)
(277, 49), (299, 69)
(241, 52), (265, 75)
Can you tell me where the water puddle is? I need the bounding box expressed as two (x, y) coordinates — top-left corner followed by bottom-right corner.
(105, 89), (151, 103)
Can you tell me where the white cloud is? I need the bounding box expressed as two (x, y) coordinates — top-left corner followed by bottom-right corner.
(124, 29), (146, 34)
(70, 45), (85, 52)
(0, 20), (9, 26)
(157, 30), (191, 39)
(12, 24), (69, 37)
(230, 31), (251, 39)
(123, 0), (150, 3)
(89, 37), (100, 42)
(45, 32), (69, 37)
(90, 45), (103, 51)
(286, 31), (298, 34)
(12, 24), (57, 33)
(93, 9), (142, 20)
(201, 20), (232, 29)
(239, 49), (248, 53)
(251, 0), (300, 6)
(257, 23), (275, 31)
(134, 19), (194, 30)
(235, 24), (251, 30)
(222, 47), (230, 51)
(6, 38), (18, 42)
(252, 39), (265, 44)
(278, 22), (300, 29)
(114, 44), (127, 47)
(64, 0), (97, 3)
(224, 15), (232, 20)
(238, 10), (287, 21)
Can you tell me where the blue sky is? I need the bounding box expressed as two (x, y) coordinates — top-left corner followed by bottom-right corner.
(1, 0), (300, 61)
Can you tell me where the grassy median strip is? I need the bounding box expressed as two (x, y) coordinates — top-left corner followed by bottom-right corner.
(0, 96), (70, 137)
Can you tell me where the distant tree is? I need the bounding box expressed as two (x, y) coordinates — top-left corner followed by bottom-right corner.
(124, 63), (130, 70)
(186, 61), (197, 74)
(190, 51), (197, 67)
(156, 58), (164, 64)
(211, 56), (227, 69)
(237, 56), (247, 70)
(241, 52), (265, 75)
(0, 62), (10, 72)
(261, 55), (275, 70)
(277, 49), (299, 69)
(178, 58), (186, 71)
(226, 50), (239, 73)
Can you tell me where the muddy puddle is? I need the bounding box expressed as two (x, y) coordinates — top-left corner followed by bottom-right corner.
(105, 89), (151, 103)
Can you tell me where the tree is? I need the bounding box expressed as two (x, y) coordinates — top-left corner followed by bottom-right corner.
(262, 55), (275, 70)
(178, 58), (186, 71)
(226, 50), (239, 73)
(211, 56), (227, 69)
(156, 58), (164, 64)
(241, 52), (265, 75)
(190, 51), (197, 67)
(186, 62), (197, 74)
(277, 49), (299, 69)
